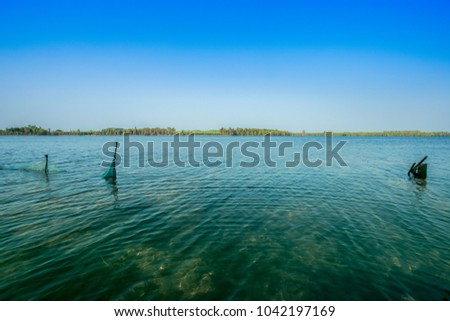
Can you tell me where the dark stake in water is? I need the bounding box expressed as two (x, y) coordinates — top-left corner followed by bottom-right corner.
(0, 136), (449, 300)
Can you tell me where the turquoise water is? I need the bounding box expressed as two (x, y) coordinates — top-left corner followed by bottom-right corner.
(0, 136), (449, 300)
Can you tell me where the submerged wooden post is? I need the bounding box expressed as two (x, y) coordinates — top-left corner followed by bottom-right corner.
(44, 154), (48, 174)
(408, 156), (427, 179)
(415, 163), (427, 179)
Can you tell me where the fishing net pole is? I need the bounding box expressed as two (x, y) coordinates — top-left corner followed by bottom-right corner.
(0, 154), (53, 173)
(102, 142), (118, 179)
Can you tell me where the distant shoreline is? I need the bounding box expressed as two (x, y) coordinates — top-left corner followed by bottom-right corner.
(1, 125), (449, 137)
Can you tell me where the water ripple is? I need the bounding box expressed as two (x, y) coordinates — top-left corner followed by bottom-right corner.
(0, 136), (449, 300)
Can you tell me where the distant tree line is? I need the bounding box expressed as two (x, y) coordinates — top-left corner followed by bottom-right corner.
(1, 125), (53, 136)
(218, 127), (294, 136)
(0, 125), (177, 136)
(0, 125), (449, 137)
(334, 131), (450, 137)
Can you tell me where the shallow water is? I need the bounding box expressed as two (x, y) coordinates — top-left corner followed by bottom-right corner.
(0, 136), (449, 300)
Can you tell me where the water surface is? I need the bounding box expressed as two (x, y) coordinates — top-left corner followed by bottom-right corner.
(0, 136), (449, 300)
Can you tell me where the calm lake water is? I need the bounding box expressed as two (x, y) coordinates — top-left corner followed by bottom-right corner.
(0, 136), (449, 300)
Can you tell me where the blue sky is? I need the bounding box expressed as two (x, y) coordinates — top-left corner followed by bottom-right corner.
(1, 0), (449, 131)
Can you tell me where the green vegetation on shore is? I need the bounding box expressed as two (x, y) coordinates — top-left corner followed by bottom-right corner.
(0, 125), (449, 137)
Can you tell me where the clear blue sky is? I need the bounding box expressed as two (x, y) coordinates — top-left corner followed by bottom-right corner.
(1, 0), (449, 132)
